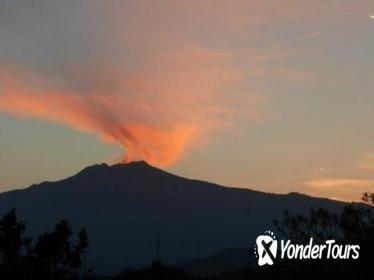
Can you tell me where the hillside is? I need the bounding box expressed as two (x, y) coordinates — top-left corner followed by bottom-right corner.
(0, 161), (346, 275)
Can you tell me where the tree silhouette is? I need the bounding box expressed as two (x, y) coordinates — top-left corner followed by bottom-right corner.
(0, 209), (90, 280)
(202, 192), (374, 280)
(0, 209), (27, 275)
(272, 192), (374, 279)
(274, 192), (374, 244)
(273, 208), (340, 243)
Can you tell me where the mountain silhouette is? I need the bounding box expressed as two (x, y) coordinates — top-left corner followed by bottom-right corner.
(0, 161), (346, 275)
(176, 248), (256, 278)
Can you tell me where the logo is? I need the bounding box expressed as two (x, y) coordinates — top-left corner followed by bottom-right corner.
(253, 230), (360, 266)
(254, 230), (277, 266)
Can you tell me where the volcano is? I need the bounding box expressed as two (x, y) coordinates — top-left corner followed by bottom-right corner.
(0, 161), (346, 275)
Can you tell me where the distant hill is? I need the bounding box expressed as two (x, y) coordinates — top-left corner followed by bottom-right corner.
(0, 161), (346, 275)
(175, 248), (255, 278)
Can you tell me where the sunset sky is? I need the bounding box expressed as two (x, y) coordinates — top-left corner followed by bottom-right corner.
(0, 0), (373, 201)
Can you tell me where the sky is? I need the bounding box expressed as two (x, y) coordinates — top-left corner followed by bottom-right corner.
(0, 0), (373, 202)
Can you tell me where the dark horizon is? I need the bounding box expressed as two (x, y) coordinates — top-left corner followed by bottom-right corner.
(0, 160), (351, 203)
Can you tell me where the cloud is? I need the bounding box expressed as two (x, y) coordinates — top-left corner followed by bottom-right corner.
(0, 1), (271, 167)
(1, 0), (365, 167)
(0, 43), (259, 166)
(303, 177), (374, 202)
(304, 178), (374, 189)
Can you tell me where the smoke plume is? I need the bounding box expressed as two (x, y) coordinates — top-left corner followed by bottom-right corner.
(0, 1), (264, 166)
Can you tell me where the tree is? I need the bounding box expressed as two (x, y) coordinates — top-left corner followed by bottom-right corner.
(0, 209), (90, 280)
(0, 209), (27, 275)
(273, 192), (374, 278)
(273, 208), (340, 243)
(274, 192), (374, 244)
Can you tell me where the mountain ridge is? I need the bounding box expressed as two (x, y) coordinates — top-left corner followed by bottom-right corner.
(1, 161), (333, 201)
(0, 161), (347, 275)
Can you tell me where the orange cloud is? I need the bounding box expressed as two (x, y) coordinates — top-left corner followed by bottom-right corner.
(0, 44), (258, 167)
(303, 177), (374, 202)
(4, 0), (356, 167)
(304, 178), (374, 189)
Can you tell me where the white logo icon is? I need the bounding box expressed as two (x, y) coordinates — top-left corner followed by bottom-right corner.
(254, 231), (277, 266)
(253, 230), (360, 266)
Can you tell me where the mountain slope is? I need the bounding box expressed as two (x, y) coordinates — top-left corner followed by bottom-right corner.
(0, 161), (346, 275)
(176, 248), (255, 278)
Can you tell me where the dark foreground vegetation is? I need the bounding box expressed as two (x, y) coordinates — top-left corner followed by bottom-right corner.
(0, 209), (91, 280)
(1, 192), (373, 279)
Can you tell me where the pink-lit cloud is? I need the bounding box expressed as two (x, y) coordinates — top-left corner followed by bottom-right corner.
(1, 0), (370, 168)
(304, 178), (374, 189)
(0, 44), (261, 166)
